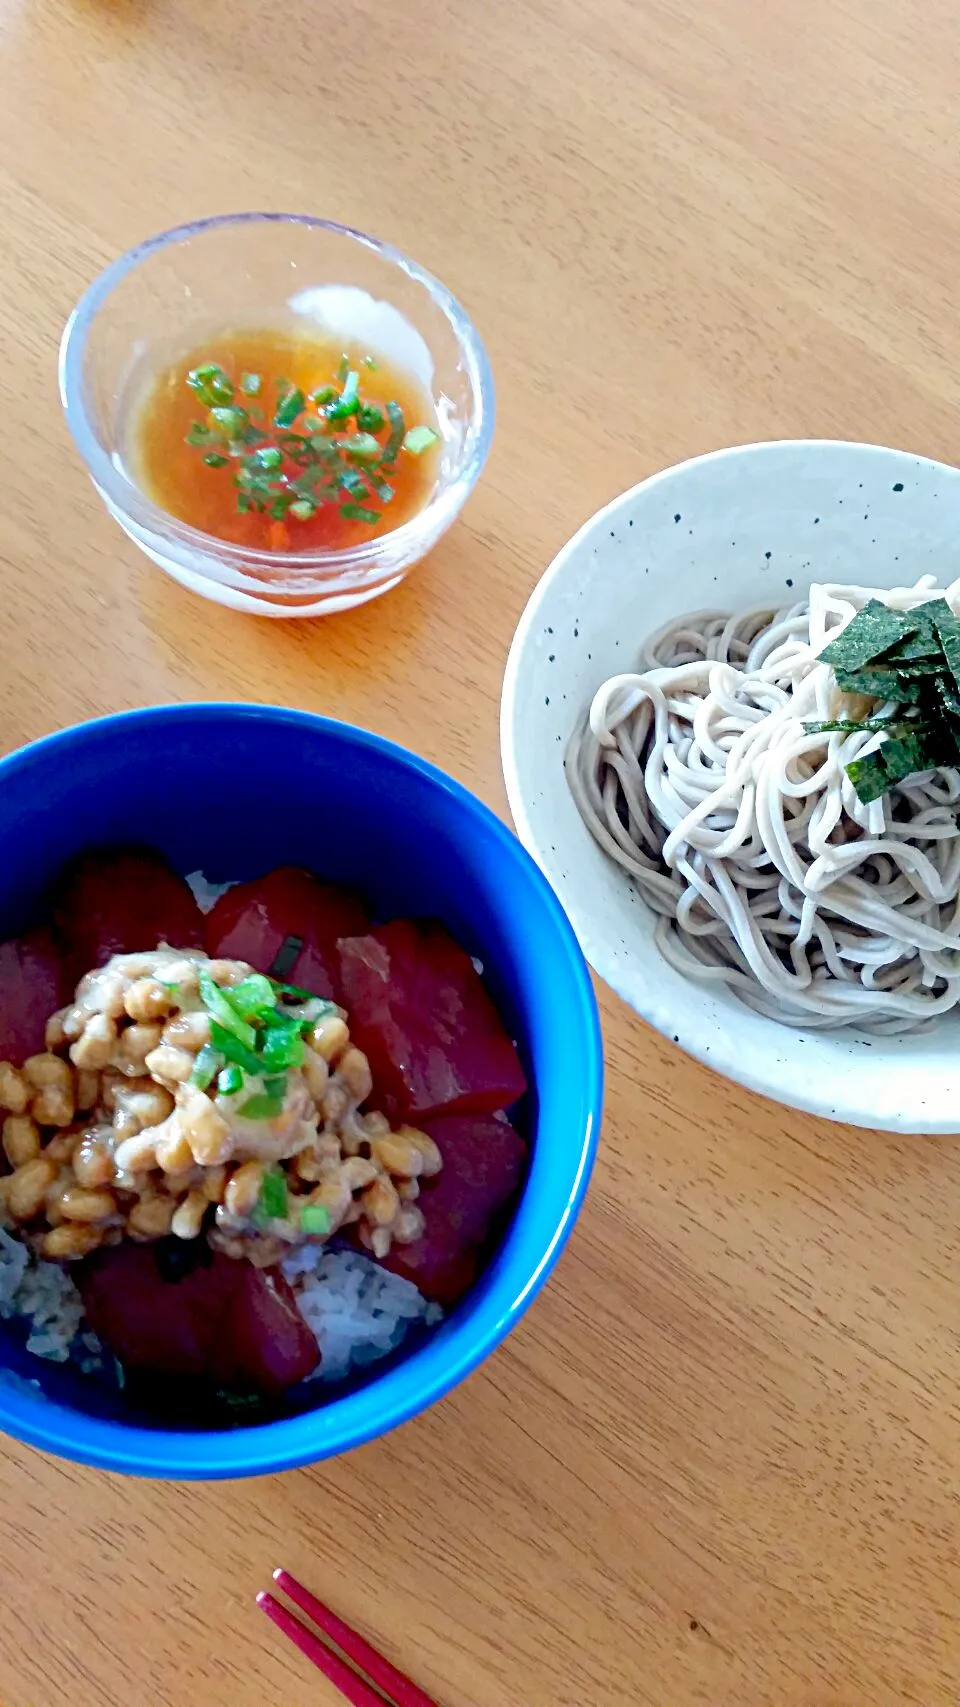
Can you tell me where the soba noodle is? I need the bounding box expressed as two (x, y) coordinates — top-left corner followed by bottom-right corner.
(565, 575), (960, 1032)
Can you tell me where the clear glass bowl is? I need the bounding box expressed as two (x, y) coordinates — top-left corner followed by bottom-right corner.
(59, 214), (495, 618)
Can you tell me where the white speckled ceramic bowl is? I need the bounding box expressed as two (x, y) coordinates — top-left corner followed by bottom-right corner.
(501, 439), (960, 1133)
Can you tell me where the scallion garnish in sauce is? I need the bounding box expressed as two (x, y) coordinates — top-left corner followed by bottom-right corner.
(131, 330), (440, 552)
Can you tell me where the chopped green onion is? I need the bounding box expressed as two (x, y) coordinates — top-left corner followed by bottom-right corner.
(383, 401), (405, 464)
(250, 445), (283, 471)
(190, 1043), (223, 1090)
(261, 1005), (327, 1037)
(261, 1024), (305, 1073)
(239, 1091), (286, 1123)
(277, 432), (314, 466)
(258, 1008), (292, 1029)
(187, 364), (234, 406)
(272, 980), (324, 1002)
(199, 973), (257, 1048)
(333, 466), (371, 501)
(402, 425), (440, 456)
(307, 435), (340, 462)
(356, 402), (384, 432)
(210, 406), (249, 440)
(184, 353), (411, 535)
(254, 1169), (288, 1220)
(338, 432), (382, 463)
(301, 1204), (331, 1235)
(237, 460), (281, 491)
(208, 1020), (263, 1075)
(290, 470), (333, 505)
(217, 1064), (244, 1097)
(362, 354), (378, 370)
(226, 974), (277, 1018)
(340, 503), (381, 524)
(274, 387), (306, 429)
(326, 371), (360, 421)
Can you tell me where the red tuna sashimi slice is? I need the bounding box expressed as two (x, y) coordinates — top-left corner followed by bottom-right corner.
(205, 867), (369, 999)
(212, 1261), (321, 1395)
(337, 921), (527, 1120)
(77, 1244), (319, 1395)
(54, 848), (204, 982)
(378, 1222), (479, 1308)
(0, 928), (71, 1067)
(380, 1113), (528, 1305)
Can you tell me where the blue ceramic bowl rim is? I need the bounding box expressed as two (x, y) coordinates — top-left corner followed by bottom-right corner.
(58, 211), (496, 573)
(0, 704), (602, 1477)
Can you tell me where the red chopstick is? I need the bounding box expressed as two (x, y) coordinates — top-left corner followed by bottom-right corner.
(258, 1568), (439, 1707)
(257, 1593), (386, 1707)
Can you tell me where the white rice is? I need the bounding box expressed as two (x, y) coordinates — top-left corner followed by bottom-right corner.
(0, 1228), (107, 1373)
(283, 1245), (442, 1384)
(0, 1227), (439, 1391)
(185, 870), (233, 913)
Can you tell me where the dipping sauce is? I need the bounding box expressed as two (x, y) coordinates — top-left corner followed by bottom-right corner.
(130, 329), (441, 552)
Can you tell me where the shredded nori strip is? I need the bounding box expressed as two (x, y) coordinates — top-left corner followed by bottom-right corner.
(936, 671), (960, 722)
(804, 717), (912, 735)
(931, 602), (960, 693)
(834, 667), (927, 704)
(883, 627), (942, 665)
(846, 730), (932, 803)
(820, 599), (921, 672)
(269, 934), (303, 979)
(812, 597), (960, 803)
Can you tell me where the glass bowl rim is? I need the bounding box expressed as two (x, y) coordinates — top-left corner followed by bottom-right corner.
(58, 211), (495, 574)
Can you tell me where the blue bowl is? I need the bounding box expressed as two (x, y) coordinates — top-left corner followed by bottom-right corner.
(0, 705), (602, 1477)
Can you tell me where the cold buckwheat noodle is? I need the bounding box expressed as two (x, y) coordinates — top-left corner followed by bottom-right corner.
(565, 575), (960, 1032)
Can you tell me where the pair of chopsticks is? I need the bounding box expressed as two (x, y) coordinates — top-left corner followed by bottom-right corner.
(258, 1567), (439, 1707)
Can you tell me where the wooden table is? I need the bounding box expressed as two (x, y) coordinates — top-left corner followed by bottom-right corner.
(1, 1), (959, 1701)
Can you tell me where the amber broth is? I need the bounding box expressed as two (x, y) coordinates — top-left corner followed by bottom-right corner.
(129, 327), (440, 553)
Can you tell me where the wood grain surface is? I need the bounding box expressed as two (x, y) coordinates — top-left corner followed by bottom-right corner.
(1, 0), (959, 1702)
